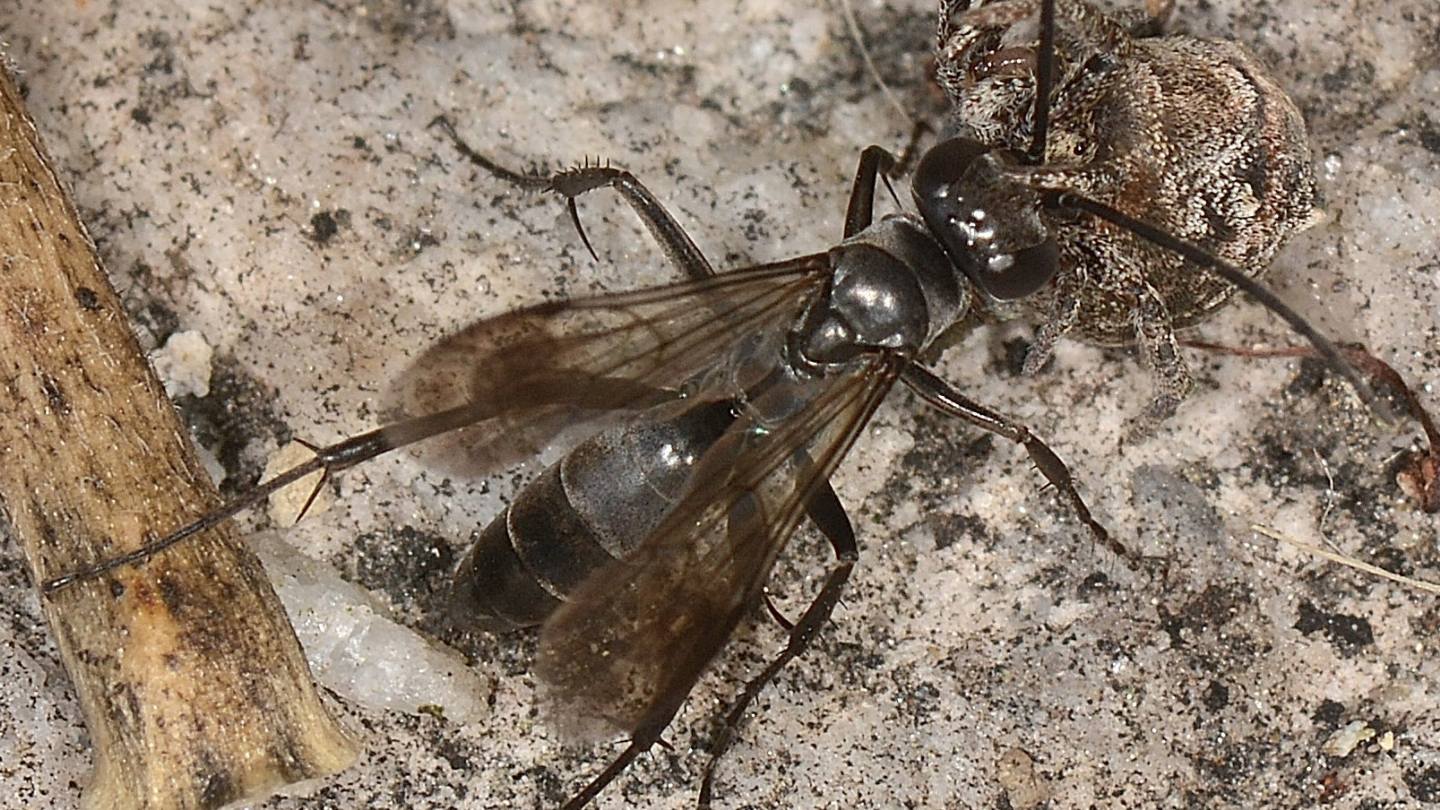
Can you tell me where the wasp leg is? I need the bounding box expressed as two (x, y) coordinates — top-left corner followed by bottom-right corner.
(843, 144), (903, 238)
(561, 478), (855, 810)
(431, 115), (713, 279)
(900, 363), (1132, 560)
(41, 402), (496, 593)
(760, 591), (796, 631)
(697, 470), (858, 808)
(559, 738), (652, 810)
(681, 145), (897, 795)
(433, 118), (899, 280)
(433, 117), (865, 528)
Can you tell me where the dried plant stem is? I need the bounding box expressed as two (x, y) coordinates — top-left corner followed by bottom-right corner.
(0, 62), (355, 809)
(1251, 525), (1440, 595)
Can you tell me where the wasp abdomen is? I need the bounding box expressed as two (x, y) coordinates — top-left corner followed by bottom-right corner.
(452, 398), (737, 632)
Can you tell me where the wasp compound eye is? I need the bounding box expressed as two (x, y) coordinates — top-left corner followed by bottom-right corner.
(912, 137), (1058, 301)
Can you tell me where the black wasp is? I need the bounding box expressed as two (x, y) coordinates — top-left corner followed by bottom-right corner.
(45, 0), (1380, 806)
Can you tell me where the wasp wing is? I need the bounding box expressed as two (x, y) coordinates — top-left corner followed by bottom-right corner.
(535, 352), (903, 741)
(384, 255), (829, 475)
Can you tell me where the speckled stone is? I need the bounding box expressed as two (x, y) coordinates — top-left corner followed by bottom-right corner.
(2, 1), (1438, 808)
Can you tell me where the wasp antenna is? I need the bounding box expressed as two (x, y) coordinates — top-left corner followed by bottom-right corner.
(1046, 190), (1393, 424)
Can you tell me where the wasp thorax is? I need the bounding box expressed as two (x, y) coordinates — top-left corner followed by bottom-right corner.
(795, 242), (932, 369)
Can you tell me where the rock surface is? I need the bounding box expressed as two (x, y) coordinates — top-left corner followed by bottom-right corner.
(2, 0), (1438, 808)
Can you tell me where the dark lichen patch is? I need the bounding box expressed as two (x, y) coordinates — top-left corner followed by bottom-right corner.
(1405, 764), (1440, 802)
(897, 413), (997, 483)
(120, 267), (182, 348)
(335, 526), (456, 626)
(824, 635), (895, 693)
(437, 614), (539, 678)
(1282, 356), (1335, 400)
(1250, 428), (1328, 492)
(1293, 601), (1374, 655)
(1001, 337), (1033, 376)
(1155, 581), (1256, 656)
(768, 77), (826, 135)
(328, 709), (488, 804)
(1242, 360), (1404, 545)
(1364, 543), (1415, 581)
(1076, 571), (1114, 598)
(1319, 58), (1377, 95)
(1194, 738), (1278, 791)
(870, 400), (1002, 531)
(138, 29), (177, 76)
(513, 764), (570, 808)
(929, 510), (995, 551)
(1201, 680), (1230, 711)
(395, 226), (441, 257)
(1411, 602), (1440, 638)
(881, 661), (945, 725)
(611, 52), (699, 89)
(825, 0), (940, 114)
(128, 27), (215, 127)
(1411, 112), (1440, 155)
(430, 731), (476, 778)
(1312, 698), (1347, 729)
(903, 679), (942, 723)
(171, 357), (290, 497)
(308, 209), (349, 246)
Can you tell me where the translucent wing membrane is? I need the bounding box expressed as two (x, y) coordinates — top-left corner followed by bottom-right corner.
(40, 256), (833, 593)
(535, 352), (902, 741)
(385, 255), (830, 475)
